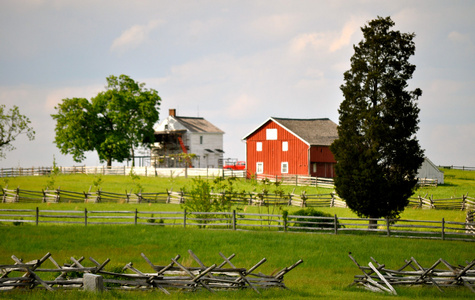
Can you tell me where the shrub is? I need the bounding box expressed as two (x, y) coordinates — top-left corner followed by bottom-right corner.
(288, 208), (343, 230)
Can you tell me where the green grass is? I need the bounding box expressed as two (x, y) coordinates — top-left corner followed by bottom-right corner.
(0, 225), (473, 299)
(415, 168), (475, 199)
(0, 170), (474, 298)
(1, 167), (474, 200)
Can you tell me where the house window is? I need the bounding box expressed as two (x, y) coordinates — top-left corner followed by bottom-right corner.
(256, 142), (262, 152)
(281, 162), (288, 174)
(266, 128), (277, 140)
(164, 124), (168, 131)
(256, 162), (264, 174)
(200, 136), (203, 144)
(282, 141), (288, 151)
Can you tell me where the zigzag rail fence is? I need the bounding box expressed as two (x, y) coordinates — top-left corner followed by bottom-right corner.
(2, 185), (474, 210)
(1, 207), (474, 242)
(0, 250), (303, 293)
(349, 254), (475, 294)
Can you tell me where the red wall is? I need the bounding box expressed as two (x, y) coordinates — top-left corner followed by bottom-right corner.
(246, 120), (309, 176)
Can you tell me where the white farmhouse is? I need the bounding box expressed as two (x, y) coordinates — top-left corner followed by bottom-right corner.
(151, 109), (225, 168)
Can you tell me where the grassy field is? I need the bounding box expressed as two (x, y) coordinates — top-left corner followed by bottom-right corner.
(0, 225), (473, 299)
(1, 167), (473, 199)
(0, 169), (474, 299)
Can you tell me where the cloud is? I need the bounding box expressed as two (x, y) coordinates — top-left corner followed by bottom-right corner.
(110, 20), (163, 54)
(289, 18), (362, 55)
(225, 93), (261, 119)
(45, 84), (103, 112)
(329, 18), (361, 52)
(448, 31), (472, 45)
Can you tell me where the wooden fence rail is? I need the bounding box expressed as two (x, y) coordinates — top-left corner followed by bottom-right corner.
(0, 251), (303, 293)
(349, 254), (475, 294)
(1, 208), (474, 242)
(3, 187), (474, 211)
(0, 166), (245, 179)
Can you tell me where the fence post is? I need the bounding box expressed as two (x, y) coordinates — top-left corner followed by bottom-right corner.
(183, 209), (186, 228)
(15, 187), (20, 203)
(232, 210), (236, 230)
(386, 218), (390, 237)
(36, 207), (39, 226)
(441, 218), (445, 240)
(334, 214), (338, 234)
(85, 208), (88, 226)
(135, 209), (138, 225)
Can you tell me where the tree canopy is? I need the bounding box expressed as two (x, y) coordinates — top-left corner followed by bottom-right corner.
(330, 16), (424, 221)
(51, 75), (161, 166)
(0, 104), (35, 159)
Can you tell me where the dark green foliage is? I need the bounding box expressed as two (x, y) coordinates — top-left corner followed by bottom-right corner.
(331, 16), (424, 220)
(51, 75), (161, 166)
(289, 208), (341, 229)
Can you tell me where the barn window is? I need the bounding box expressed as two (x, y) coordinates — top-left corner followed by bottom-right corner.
(282, 141), (288, 151)
(256, 142), (262, 152)
(266, 128), (277, 140)
(256, 162), (264, 174)
(281, 162), (288, 174)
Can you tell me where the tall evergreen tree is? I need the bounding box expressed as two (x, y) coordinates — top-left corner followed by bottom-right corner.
(330, 16), (424, 223)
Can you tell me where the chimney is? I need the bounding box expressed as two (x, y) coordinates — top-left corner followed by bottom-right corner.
(169, 109), (176, 117)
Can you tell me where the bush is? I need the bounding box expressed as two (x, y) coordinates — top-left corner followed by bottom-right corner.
(288, 208), (343, 230)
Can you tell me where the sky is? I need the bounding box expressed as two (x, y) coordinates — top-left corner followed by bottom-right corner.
(1, 0), (474, 168)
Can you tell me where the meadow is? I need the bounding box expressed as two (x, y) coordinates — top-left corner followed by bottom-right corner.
(0, 168), (474, 299)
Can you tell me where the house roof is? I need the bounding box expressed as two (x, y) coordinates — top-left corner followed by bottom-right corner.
(243, 117), (338, 146)
(174, 116), (224, 134)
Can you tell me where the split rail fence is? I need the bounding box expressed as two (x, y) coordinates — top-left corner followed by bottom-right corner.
(0, 250), (302, 293)
(349, 254), (475, 294)
(1, 186), (346, 207)
(1, 208), (474, 242)
(3, 186), (475, 211)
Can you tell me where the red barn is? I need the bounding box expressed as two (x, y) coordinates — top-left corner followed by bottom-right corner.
(242, 117), (338, 178)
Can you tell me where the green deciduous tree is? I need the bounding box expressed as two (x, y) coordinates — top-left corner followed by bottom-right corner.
(51, 75), (161, 166)
(330, 16), (424, 224)
(0, 105), (35, 159)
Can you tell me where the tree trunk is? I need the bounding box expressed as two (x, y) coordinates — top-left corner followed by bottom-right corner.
(107, 158), (112, 168)
(368, 217), (378, 230)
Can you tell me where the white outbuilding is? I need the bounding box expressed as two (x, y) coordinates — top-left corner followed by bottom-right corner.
(417, 157), (444, 184)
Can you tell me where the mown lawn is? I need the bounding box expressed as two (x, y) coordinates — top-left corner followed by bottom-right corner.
(0, 225), (473, 299)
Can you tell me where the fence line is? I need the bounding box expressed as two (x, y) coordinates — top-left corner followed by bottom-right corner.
(0, 251), (302, 293)
(408, 194), (475, 210)
(3, 186), (475, 211)
(439, 165), (475, 171)
(0, 166), (246, 179)
(0, 208), (473, 242)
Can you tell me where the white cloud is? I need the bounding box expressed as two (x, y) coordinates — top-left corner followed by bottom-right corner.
(448, 31), (472, 44)
(45, 84), (103, 112)
(290, 32), (327, 53)
(329, 18), (361, 52)
(110, 20), (163, 54)
(225, 93), (261, 119)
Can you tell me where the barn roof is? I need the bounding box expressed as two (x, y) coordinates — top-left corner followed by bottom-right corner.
(243, 117), (338, 146)
(174, 116), (224, 134)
